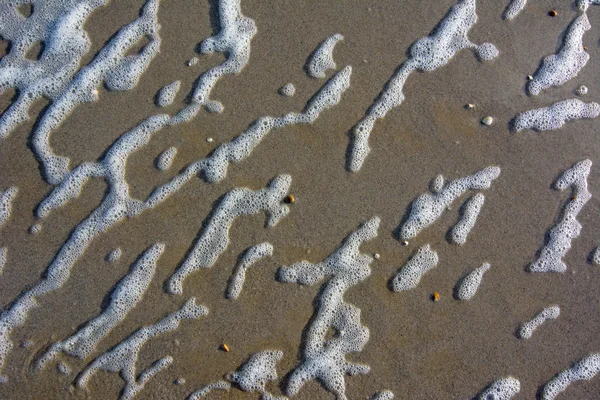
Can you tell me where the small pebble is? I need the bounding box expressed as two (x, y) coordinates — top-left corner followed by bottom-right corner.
(465, 103), (475, 109)
(206, 137), (213, 143)
(575, 85), (588, 96)
(527, 75), (533, 81)
(373, 253), (380, 260)
(584, 46), (589, 51)
(481, 116), (493, 126)
(175, 378), (185, 385)
(284, 195), (295, 204)
(29, 224), (41, 235)
(221, 343), (230, 352)
(401, 240), (408, 246)
(187, 57), (198, 67)
(548, 10), (557, 17)
(432, 292), (440, 302)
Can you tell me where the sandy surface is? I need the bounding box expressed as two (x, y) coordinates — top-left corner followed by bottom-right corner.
(1, 0), (600, 399)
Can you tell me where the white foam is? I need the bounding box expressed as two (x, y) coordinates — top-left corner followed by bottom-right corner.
(450, 193), (485, 245)
(29, 223), (41, 235)
(576, 85), (588, 96)
(106, 248), (122, 263)
(278, 217), (379, 399)
(527, 13), (590, 96)
(155, 146), (177, 171)
(36, 244), (163, 369)
(188, 380), (231, 399)
(477, 377), (521, 399)
(513, 99), (600, 132)
(0, 248), (6, 275)
(529, 159), (591, 273)
(279, 83), (296, 97)
(76, 298), (207, 400)
(348, 0), (498, 172)
(307, 34), (344, 78)
(503, 0), (527, 20)
(591, 247), (600, 265)
(167, 176), (290, 295)
(455, 263), (490, 300)
(391, 244), (439, 292)
(578, 0), (600, 11)
(227, 350), (283, 396)
(57, 361), (71, 375)
(541, 353), (600, 399)
(0, 187), (18, 228)
(226, 242), (273, 299)
(518, 305), (560, 339)
(399, 166), (501, 240)
(371, 390), (395, 400)
(156, 80), (181, 107)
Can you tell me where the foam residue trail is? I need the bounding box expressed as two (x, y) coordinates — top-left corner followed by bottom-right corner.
(399, 167), (501, 240)
(0, 248), (6, 275)
(76, 298), (207, 400)
(188, 380), (231, 399)
(0, 66), (351, 377)
(155, 146), (177, 171)
(278, 217), (380, 400)
(36, 244), (164, 370)
(348, 0), (498, 172)
(0, 187), (18, 228)
(0, 0), (107, 140)
(450, 193), (485, 245)
(226, 242), (273, 299)
(156, 80), (181, 107)
(527, 13), (590, 96)
(503, 0), (527, 20)
(513, 99), (600, 132)
(167, 177), (290, 295)
(31, 0), (162, 184)
(529, 159), (591, 273)
(477, 377), (521, 399)
(518, 305), (560, 339)
(455, 263), (490, 300)
(306, 34), (344, 78)
(370, 390), (395, 399)
(391, 244), (439, 292)
(226, 350), (283, 398)
(541, 353), (600, 399)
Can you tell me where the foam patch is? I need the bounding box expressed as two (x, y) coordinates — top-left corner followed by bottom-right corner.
(513, 99), (600, 132)
(226, 242), (273, 299)
(156, 80), (181, 107)
(529, 159), (591, 273)
(455, 263), (490, 301)
(155, 146), (177, 171)
(278, 218), (379, 399)
(188, 380), (231, 399)
(0, 248), (6, 275)
(279, 83), (296, 97)
(0, 187), (18, 228)
(503, 0), (528, 20)
(306, 34), (344, 78)
(477, 377), (521, 399)
(450, 193), (485, 245)
(518, 305), (560, 339)
(226, 350), (283, 397)
(591, 247), (600, 265)
(391, 244), (439, 292)
(106, 248), (122, 263)
(371, 390), (395, 399)
(541, 353), (600, 399)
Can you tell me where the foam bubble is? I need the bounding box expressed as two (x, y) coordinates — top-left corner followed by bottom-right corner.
(450, 193), (485, 245)
(391, 244), (439, 292)
(279, 83), (296, 97)
(513, 99), (600, 132)
(76, 298), (207, 400)
(576, 85), (588, 96)
(591, 247), (600, 265)
(155, 146), (177, 171)
(307, 34), (344, 78)
(106, 248), (122, 263)
(399, 167), (501, 240)
(529, 159), (591, 273)
(226, 242), (273, 300)
(57, 362), (71, 375)
(278, 218), (380, 399)
(36, 244), (164, 370)
(541, 353), (600, 399)
(527, 13), (590, 96)
(167, 176), (290, 295)
(518, 305), (560, 339)
(156, 80), (181, 107)
(0, 187), (18, 228)
(503, 0), (527, 20)
(455, 263), (490, 300)
(188, 380), (231, 399)
(29, 223), (41, 235)
(477, 377), (521, 399)
(227, 350), (283, 396)
(348, 0), (498, 172)
(371, 390), (395, 400)
(0, 248), (6, 275)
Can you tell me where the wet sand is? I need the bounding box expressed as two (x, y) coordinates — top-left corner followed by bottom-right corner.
(1, 0), (600, 398)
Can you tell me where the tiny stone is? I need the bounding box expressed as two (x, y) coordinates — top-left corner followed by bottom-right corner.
(527, 75), (533, 81)
(284, 195), (295, 204)
(575, 85), (588, 96)
(29, 224), (41, 235)
(548, 9), (557, 17)
(175, 378), (185, 385)
(465, 103), (475, 109)
(206, 137), (213, 143)
(373, 253), (380, 260)
(481, 116), (493, 126)
(401, 240), (408, 246)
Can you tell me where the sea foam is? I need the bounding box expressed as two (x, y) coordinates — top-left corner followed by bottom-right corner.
(188, 380), (231, 399)
(226, 242), (274, 299)
(392, 244), (439, 292)
(477, 377), (521, 399)
(307, 34), (344, 78)
(450, 193), (485, 245)
(518, 305), (560, 339)
(513, 99), (600, 132)
(226, 350), (283, 398)
(529, 159), (591, 273)
(454, 263), (490, 300)
(155, 146), (177, 171)
(156, 80), (181, 107)
(0, 187), (18, 228)
(503, 0), (527, 20)
(278, 217), (379, 400)
(541, 353), (600, 399)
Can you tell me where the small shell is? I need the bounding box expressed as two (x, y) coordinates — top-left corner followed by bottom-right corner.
(222, 344), (230, 352)
(481, 116), (493, 126)
(401, 240), (409, 246)
(527, 75), (533, 81)
(432, 292), (440, 301)
(373, 253), (380, 260)
(284, 195), (295, 204)
(584, 46), (589, 51)
(465, 103), (475, 109)
(206, 137), (213, 143)
(548, 10), (557, 17)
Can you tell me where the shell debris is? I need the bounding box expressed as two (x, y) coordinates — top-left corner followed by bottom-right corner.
(432, 292), (440, 301)
(481, 116), (493, 126)
(221, 343), (230, 352)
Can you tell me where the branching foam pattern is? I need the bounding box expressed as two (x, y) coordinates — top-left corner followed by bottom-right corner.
(518, 305), (560, 339)
(76, 298), (207, 400)
(278, 217), (380, 400)
(513, 99), (600, 132)
(527, 13), (590, 96)
(167, 176), (290, 295)
(391, 244), (439, 292)
(307, 34), (344, 78)
(455, 263), (490, 300)
(226, 242), (274, 299)
(529, 159), (591, 273)
(541, 353), (600, 399)
(36, 244), (164, 370)
(477, 377), (521, 399)
(226, 350), (283, 398)
(399, 167), (500, 240)
(348, 0), (498, 172)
